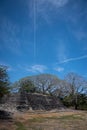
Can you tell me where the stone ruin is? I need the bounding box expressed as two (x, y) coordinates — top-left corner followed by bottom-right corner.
(0, 93), (65, 113)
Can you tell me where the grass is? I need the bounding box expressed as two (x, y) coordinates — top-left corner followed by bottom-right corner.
(28, 117), (45, 123)
(57, 114), (84, 120)
(28, 114), (84, 123)
(15, 122), (27, 130)
(1, 111), (87, 130)
(26, 113), (87, 130)
(0, 129), (9, 130)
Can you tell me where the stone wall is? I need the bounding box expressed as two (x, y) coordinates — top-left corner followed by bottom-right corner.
(0, 93), (65, 112)
(26, 93), (64, 110)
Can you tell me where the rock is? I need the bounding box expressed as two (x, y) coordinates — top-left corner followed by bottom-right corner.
(16, 105), (29, 112)
(0, 110), (12, 119)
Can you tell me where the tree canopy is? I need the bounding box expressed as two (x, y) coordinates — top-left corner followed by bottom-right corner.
(0, 65), (10, 99)
(29, 74), (61, 95)
(64, 72), (87, 109)
(19, 79), (36, 93)
(11, 72), (87, 110)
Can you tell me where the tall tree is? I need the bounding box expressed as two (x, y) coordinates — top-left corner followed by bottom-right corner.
(64, 72), (87, 109)
(19, 79), (36, 93)
(0, 65), (10, 99)
(31, 74), (60, 95)
(52, 80), (70, 98)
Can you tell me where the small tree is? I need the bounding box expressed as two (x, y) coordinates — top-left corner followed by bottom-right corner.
(0, 65), (10, 99)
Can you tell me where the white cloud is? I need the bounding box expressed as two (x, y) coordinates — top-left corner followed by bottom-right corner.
(74, 30), (87, 41)
(59, 55), (87, 64)
(37, 0), (68, 9)
(54, 67), (64, 72)
(70, 25), (87, 43)
(29, 0), (69, 23)
(48, 0), (68, 8)
(0, 18), (22, 55)
(26, 64), (47, 73)
(57, 41), (68, 63)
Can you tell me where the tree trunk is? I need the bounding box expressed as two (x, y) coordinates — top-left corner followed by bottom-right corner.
(75, 103), (78, 110)
(75, 94), (78, 110)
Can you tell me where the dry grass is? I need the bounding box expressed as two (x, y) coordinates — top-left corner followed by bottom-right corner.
(0, 110), (87, 130)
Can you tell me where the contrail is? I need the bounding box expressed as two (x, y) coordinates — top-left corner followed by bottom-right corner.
(59, 55), (87, 64)
(33, 0), (37, 63)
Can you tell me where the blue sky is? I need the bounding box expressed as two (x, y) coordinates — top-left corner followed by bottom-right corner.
(0, 0), (87, 82)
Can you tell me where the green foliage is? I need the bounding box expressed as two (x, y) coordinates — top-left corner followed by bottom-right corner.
(64, 72), (87, 109)
(30, 74), (60, 95)
(78, 94), (87, 110)
(14, 74), (60, 95)
(0, 65), (10, 99)
(63, 93), (87, 110)
(19, 79), (36, 93)
(11, 72), (87, 110)
(63, 94), (74, 107)
(15, 122), (26, 130)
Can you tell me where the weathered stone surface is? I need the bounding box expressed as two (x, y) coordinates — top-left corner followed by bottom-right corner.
(0, 93), (65, 112)
(26, 93), (64, 110)
(0, 93), (20, 112)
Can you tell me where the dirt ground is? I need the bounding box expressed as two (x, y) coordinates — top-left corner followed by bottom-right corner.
(0, 110), (87, 130)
